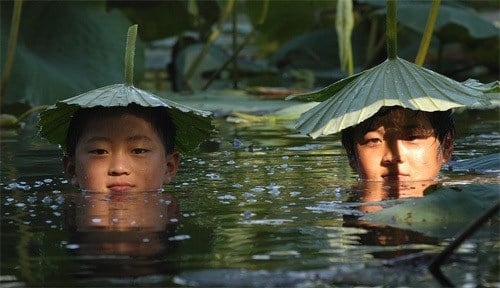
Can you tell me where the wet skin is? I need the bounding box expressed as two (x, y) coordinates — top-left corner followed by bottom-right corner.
(64, 113), (179, 192)
(352, 109), (452, 182)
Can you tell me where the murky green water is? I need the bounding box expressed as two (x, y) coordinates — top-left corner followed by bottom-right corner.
(1, 109), (499, 287)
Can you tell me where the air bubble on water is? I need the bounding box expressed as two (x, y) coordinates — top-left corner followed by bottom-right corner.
(266, 183), (282, 190)
(168, 234), (191, 241)
(226, 160), (236, 165)
(66, 244), (80, 250)
(53, 212), (61, 217)
(170, 218), (178, 223)
(50, 205), (59, 210)
(268, 190), (280, 196)
(282, 155), (289, 160)
(43, 179), (53, 184)
(42, 196), (52, 204)
(241, 211), (255, 219)
(142, 238), (150, 243)
(290, 191), (301, 197)
(218, 194), (236, 201)
(6, 197), (14, 202)
(91, 218), (102, 223)
(30, 214), (36, 217)
(252, 254), (270, 260)
(52, 190), (61, 194)
(46, 220), (52, 224)
(232, 183), (243, 188)
(243, 192), (255, 198)
(15, 202), (26, 208)
(280, 164), (288, 169)
(250, 187), (265, 193)
(55, 196), (65, 204)
(27, 196), (36, 204)
(206, 173), (221, 180)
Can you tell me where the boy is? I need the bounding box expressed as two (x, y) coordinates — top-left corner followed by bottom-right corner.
(341, 106), (455, 182)
(62, 104), (180, 192)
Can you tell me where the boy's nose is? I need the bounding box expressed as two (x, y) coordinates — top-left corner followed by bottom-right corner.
(382, 140), (404, 164)
(108, 153), (131, 176)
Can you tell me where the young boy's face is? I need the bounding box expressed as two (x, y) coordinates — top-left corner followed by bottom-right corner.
(64, 113), (179, 192)
(351, 108), (452, 181)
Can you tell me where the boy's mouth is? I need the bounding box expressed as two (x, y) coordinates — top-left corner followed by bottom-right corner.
(382, 173), (410, 181)
(108, 183), (134, 192)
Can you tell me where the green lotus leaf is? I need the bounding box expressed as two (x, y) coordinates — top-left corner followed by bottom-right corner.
(290, 57), (490, 138)
(361, 184), (499, 238)
(38, 84), (213, 155)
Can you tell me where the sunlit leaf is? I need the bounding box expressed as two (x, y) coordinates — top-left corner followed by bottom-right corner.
(289, 57), (490, 138)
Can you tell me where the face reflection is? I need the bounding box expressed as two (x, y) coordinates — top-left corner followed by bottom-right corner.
(68, 190), (179, 258)
(352, 108), (451, 182)
(64, 113), (179, 192)
(354, 180), (437, 213)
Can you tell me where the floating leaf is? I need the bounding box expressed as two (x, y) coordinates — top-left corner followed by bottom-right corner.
(361, 184), (499, 238)
(288, 57), (490, 138)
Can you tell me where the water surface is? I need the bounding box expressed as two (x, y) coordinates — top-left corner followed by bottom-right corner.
(1, 109), (499, 287)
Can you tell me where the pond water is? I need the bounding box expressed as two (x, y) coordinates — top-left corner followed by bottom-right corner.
(1, 108), (499, 287)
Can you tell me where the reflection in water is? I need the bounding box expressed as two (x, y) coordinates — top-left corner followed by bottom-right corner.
(348, 180), (437, 212)
(64, 191), (180, 280)
(344, 181), (440, 259)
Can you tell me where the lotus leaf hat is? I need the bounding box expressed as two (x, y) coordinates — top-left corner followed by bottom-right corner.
(38, 25), (213, 154)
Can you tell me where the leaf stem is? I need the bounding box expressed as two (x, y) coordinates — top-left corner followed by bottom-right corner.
(386, 0), (398, 60)
(183, 0), (235, 91)
(0, 0), (23, 106)
(125, 24), (138, 86)
(415, 0), (441, 66)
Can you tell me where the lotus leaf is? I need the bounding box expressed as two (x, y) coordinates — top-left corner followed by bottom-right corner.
(288, 57), (491, 138)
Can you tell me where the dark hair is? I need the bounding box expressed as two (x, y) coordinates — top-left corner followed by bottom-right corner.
(65, 104), (176, 157)
(341, 106), (455, 160)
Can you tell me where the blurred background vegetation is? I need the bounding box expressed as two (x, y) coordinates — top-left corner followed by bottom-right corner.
(1, 0), (498, 114)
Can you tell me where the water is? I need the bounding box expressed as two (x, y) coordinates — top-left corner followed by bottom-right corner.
(1, 109), (499, 287)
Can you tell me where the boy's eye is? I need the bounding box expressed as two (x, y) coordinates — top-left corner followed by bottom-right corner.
(405, 134), (429, 141)
(362, 137), (382, 145)
(89, 149), (108, 155)
(132, 148), (149, 154)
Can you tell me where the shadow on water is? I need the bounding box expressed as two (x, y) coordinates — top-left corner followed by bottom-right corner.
(1, 110), (499, 287)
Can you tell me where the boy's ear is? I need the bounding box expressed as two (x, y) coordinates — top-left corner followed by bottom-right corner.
(63, 155), (78, 185)
(163, 152), (180, 184)
(441, 133), (454, 163)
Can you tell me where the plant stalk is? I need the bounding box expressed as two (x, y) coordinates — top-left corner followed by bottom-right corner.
(183, 0), (235, 91)
(203, 0), (268, 91)
(1, 0), (23, 105)
(124, 24), (138, 86)
(415, 0), (441, 66)
(386, 0), (398, 60)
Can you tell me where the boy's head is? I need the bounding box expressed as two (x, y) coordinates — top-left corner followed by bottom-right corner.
(341, 106), (454, 181)
(63, 104), (180, 192)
